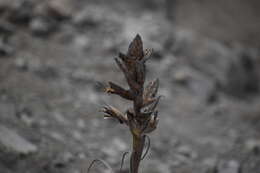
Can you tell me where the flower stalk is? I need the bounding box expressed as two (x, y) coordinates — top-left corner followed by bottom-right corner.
(101, 34), (160, 173)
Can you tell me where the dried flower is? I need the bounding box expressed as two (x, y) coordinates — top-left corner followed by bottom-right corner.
(100, 34), (160, 173)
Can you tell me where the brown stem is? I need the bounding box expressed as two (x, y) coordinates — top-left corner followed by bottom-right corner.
(130, 134), (145, 173)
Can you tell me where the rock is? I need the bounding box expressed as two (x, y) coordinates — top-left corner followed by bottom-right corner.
(77, 152), (86, 160)
(203, 157), (218, 173)
(101, 137), (127, 164)
(70, 69), (94, 83)
(0, 37), (13, 56)
(7, 0), (33, 24)
(0, 125), (37, 155)
(73, 35), (90, 50)
(53, 151), (74, 168)
(49, 131), (64, 142)
(217, 160), (241, 173)
(14, 57), (29, 70)
(173, 68), (191, 85)
(76, 118), (86, 129)
(72, 5), (105, 27)
(33, 64), (59, 79)
(245, 139), (260, 154)
(46, 0), (74, 20)
(29, 17), (57, 36)
(224, 48), (259, 97)
(172, 30), (260, 98)
(53, 111), (68, 125)
(0, 0), (17, 10)
(143, 160), (171, 173)
(72, 130), (82, 141)
(176, 145), (198, 159)
(15, 107), (34, 126)
(0, 20), (15, 35)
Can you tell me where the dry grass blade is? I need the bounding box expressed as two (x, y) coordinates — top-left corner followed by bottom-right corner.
(120, 152), (129, 173)
(87, 159), (114, 173)
(141, 135), (150, 160)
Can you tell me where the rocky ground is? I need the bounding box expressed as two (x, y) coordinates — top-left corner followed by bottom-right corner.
(0, 0), (260, 173)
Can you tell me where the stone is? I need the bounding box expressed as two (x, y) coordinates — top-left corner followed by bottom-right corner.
(101, 137), (127, 164)
(177, 145), (198, 159)
(53, 151), (74, 168)
(0, 125), (37, 155)
(72, 130), (82, 141)
(76, 118), (86, 129)
(29, 17), (57, 36)
(0, 20), (15, 35)
(7, 0), (33, 24)
(53, 111), (68, 125)
(0, 38), (13, 56)
(49, 131), (64, 142)
(245, 139), (260, 154)
(14, 57), (28, 70)
(72, 5), (104, 27)
(143, 160), (171, 173)
(217, 160), (241, 173)
(47, 0), (74, 19)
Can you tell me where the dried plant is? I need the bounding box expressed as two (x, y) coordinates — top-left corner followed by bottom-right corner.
(89, 34), (160, 173)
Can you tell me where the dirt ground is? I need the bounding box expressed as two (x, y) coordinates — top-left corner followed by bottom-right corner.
(0, 1), (260, 173)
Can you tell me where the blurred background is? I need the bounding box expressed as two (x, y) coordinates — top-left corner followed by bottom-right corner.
(0, 0), (260, 173)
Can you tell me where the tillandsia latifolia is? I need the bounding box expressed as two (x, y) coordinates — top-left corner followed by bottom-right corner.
(88, 34), (160, 173)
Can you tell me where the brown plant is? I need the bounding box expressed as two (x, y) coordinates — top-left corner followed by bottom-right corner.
(90, 34), (160, 173)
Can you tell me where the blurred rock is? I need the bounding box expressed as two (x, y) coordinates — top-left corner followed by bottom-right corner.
(76, 118), (86, 129)
(73, 35), (90, 50)
(70, 69), (94, 83)
(16, 107), (35, 126)
(217, 160), (241, 173)
(72, 5), (106, 27)
(32, 63), (59, 79)
(0, 38), (13, 56)
(143, 160), (171, 173)
(29, 17), (57, 36)
(49, 131), (64, 142)
(177, 145), (198, 159)
(245, 139), (260, 155)
(72, 130), (82, 141)
(203, 157), (219, 173)
(53, 111), (68, 125)
(21, 113), (35, 126)
(53, 151), (74, 168)
(0, 20), (15, 36)
(0, 0), (17, 10)
(14, 57), (29, 70)
(46, 0), (74, 20)
(101, 137), (127, 164)
(7, 0), (33, 25)
(76, 152), (86, 160)
(173, 68), (191, 85)
(172, 29), (260, 98)
(0, 125), (37, 155)
(224, 48), (259, 97)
